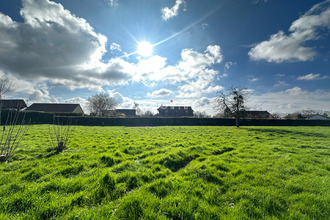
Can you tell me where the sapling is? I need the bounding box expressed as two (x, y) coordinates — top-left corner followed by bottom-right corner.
(0, 110), (30, 162)
(49, 117), (75, 152)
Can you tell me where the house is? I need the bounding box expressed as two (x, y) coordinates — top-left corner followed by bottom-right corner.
(306, 115), (327, 120)
(0, 99), (27, 111)
(245, 111), (272, 119)
(115, 109), (136, 117)
(25, 103), (84, 114)
(157, 105), (194, 117)
(101, 109), (136, 117)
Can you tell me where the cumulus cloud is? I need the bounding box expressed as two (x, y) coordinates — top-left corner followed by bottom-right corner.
(297, 73), (329, 80)
(250, 87), (330, 113)
(134, 45), (223, 98)
(175, 46), (223, 98)
(0, 0), (136, 91)
(64, 96), (88, 113)
(192, 97), (217, 115)
(0, 0), (225, 107)
(0, 70), (59, 103)
(178, 45), (222, 75)
(162, 0), (186, 20)
(107, 90), (134, 109)
(148, 89), (173, 97)
(249, 0), (330, 63)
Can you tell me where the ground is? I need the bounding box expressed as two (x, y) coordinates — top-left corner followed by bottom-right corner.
(0, 125), (329, 219)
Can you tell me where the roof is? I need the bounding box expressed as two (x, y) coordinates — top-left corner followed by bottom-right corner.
(0, 99), (27, 110)
(25, 103), (83, 113)
(245, 111), (272, 119)
(246, 110), (270, 114)
(158, 106), (192, 110)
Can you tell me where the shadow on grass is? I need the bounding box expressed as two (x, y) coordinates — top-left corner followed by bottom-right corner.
(244, 128), (329, 138)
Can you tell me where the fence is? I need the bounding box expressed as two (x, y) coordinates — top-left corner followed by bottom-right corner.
(54, 117), (330, 126)
(2, 111), (329, 126)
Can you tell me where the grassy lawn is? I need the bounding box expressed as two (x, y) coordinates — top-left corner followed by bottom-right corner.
(0, 125), (329, 219)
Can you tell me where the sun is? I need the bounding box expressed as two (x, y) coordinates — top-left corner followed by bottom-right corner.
(137, 41), (153, 57)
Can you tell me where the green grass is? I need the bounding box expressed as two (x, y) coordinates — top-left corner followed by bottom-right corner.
(0, 125), (329, 219)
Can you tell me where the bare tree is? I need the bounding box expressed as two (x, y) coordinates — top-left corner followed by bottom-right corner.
(194, 111), (210, 118)
(87, 93), (117, 117)
(215, 87), (250, 127)
(0, 76), (13, 100)
(142, 110), (154, 117)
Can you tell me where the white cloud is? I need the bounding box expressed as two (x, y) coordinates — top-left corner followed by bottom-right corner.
(0, 70), (59, 103)
(273, 81), (289, 88)
(108, 0), (119, 7)
(178, 45), (222, 75)
(0, 0), (137, 91)
(162, 0), (186, 20)
(148, 89), (173, 97)
(0, 0), (225, 107)
(107, 90), (134, 109)
(224, 61), (235, 71)
(297, 73), (329, 80)
(252, 0), (268, 4)
(250, 87), (330, 113)
(193, 97), (217, 115)
(134, 45), (223, 99)
(110, 42), (122, 52)
(248, 75), (259, 82)
(64, 97), (88, 113)
(249, 0), (330, 63)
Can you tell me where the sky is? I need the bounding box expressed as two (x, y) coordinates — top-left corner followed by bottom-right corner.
(0, 0), (330, 115)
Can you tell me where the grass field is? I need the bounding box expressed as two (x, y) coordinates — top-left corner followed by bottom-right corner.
(0, 125), (329, 219)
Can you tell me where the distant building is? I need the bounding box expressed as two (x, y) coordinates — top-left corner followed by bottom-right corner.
(245, 111), (272, 119)
(101, 109), (136, 117)
(0, 99), (27, 111)
(157, 105), (194, 117)
(25, 103), (84, 114)
(115, 109), (136, 117)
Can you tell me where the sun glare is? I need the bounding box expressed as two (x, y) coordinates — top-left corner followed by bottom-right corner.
(137, 41), (153, 57)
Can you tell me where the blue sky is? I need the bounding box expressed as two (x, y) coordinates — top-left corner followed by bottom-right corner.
(0, 0), (329, 115)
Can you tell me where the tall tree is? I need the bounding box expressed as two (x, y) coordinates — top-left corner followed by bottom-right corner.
(0, 76), (13, 100)
(87, 93), (117, 117)
(215, 87), (250, 127)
